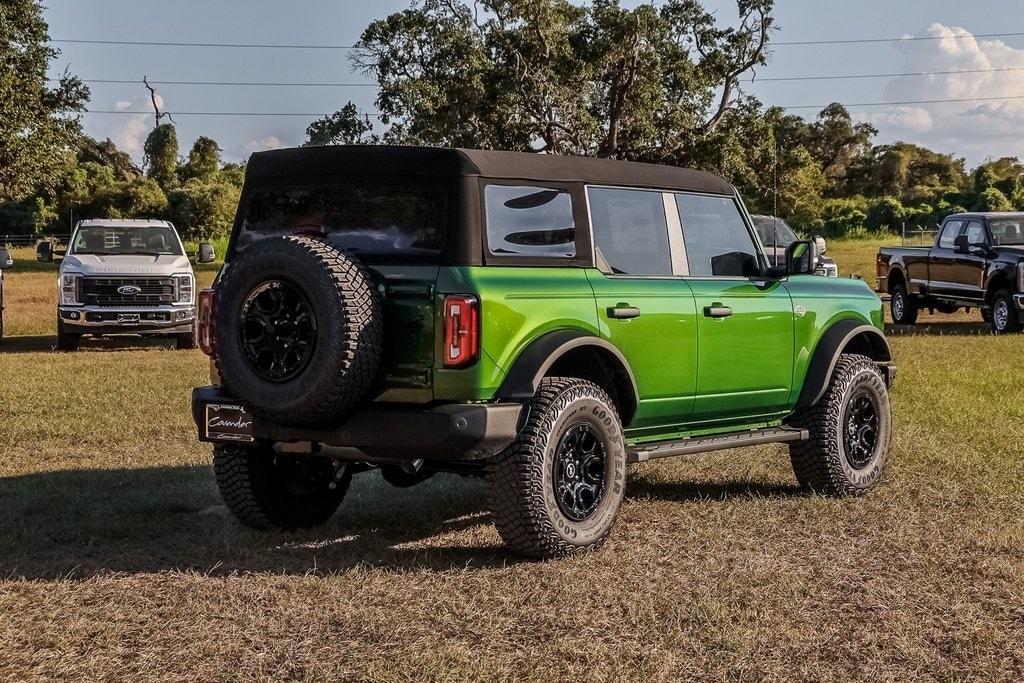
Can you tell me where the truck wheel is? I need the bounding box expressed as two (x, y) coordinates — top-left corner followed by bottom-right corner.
(56, 322), (81, 352)
(213, 235), (383, 426)
(213, 444), (351, 530)
(989, 289), (1020, 334)
(175, 325), (197, 350)
(787, 354), (891, 496)
(486, 377), (627, 559)
(890, 284), (918, 325)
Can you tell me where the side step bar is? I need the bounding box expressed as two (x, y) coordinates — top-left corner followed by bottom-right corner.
(627, 426), (809, 463)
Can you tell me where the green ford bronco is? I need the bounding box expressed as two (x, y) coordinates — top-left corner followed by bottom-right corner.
(192, 146), (895, 559)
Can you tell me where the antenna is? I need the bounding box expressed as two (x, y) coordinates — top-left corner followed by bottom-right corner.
(772, 132), (780, 266)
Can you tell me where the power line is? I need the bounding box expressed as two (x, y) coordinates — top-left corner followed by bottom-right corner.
(76, 94), (1024, 118)
(751, 65), (1024, 82)
(50, 30), (1024, 50)
(52, 78), (378, 87)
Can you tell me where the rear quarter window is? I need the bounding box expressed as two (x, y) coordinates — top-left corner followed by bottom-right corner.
(484, 185), (576, 258)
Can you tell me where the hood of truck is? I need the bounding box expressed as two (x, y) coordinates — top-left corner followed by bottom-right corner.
(62, 254), (194, 276)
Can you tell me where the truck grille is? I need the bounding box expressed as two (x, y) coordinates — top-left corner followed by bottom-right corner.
(80, 277), (175, 306)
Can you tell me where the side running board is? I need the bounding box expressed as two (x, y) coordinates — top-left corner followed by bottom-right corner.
(627, 426), (808, 463)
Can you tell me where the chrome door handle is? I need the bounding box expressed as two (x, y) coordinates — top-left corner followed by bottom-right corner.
(704, 304), (733, 318)
(607, 305), (640, 319)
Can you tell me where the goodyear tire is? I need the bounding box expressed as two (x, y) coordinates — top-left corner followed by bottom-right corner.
(787, 354), (891, 496)
(213, 235), (382, 426)
(890, 283), (918, 325)
(989, 289), (1020, 334)
(213, 444), (351, 530)
(486, 378), (627, 559)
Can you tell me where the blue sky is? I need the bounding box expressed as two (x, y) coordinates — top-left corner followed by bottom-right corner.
(43, 0), (1024, 166)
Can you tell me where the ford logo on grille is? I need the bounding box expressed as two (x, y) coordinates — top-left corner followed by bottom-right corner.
(117, 285), (142, 296)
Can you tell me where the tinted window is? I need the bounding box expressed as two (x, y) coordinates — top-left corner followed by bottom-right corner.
(964, 221), (987, 246)
(937, 220), (963, 249)
(676, 194), (760, 277)
(587, 187), (671, 275)
(990, 218), (1024, 244)
(485, 185), (575, 258)
(239, 183), (446, 255)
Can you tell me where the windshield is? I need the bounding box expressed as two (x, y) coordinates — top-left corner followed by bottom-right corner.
(752, 216), (798, 247)
(237, 181), (447, 256)
(72, 225), (183, 256)
(989, 218), (1024, 245)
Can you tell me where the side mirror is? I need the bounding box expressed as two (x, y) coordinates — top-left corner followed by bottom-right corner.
(0, 247), (13, 270)
(814, 235), (827, 255)
(785, 240), (820, 276)
(36, 241), (53, 263)
(197, 242), (216, 264)
(953, 234), (971, 254)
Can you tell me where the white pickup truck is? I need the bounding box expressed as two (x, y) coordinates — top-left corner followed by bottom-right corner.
(0, 245), (13, 344)
(37, 219), (215, 351)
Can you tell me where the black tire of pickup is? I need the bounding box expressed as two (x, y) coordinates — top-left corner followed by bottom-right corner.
(214, 444), (351, 530)
(486, 377), (627, 559)
(56, 321), (81, 352)
(787, 354), (891, 496)
(989, 289), (1020, 334)
(213, 235), (383, 426)
(175, 323), (197, 350)
(890, 283), (918, 325)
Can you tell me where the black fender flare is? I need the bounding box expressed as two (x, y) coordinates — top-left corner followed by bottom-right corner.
(495, 329), (639, 423)
(797, 321), (893, 407)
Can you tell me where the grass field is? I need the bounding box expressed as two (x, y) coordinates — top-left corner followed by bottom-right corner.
(1, 241), (1022, 680)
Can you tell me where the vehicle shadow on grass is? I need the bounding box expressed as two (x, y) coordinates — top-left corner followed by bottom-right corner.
(885, 321), (991, 336)
(0, 334), (183, 354)
(0, 463), (810, 579)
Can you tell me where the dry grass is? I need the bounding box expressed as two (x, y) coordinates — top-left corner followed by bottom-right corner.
(1, 244), (1022, 681)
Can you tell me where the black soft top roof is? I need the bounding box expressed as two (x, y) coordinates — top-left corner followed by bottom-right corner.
(245, 145), (734, 195)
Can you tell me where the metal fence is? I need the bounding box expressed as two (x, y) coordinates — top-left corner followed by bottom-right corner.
(900, 225), (940, 246)
(1, 234), (71, 248)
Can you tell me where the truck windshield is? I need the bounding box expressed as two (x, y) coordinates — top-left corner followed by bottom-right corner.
(989, 218), (1024, 245)
(72, 225), (183, 256)
(237, 182), (447, 255)
(752, 217), (798, 247)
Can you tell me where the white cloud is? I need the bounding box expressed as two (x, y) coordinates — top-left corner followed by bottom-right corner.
(85, 94), (165, 161)
(240, 135), (285, 157)
(859, 23), (1024, 164)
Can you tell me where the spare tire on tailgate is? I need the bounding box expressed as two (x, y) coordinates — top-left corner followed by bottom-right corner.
(213, 235), (383, 426)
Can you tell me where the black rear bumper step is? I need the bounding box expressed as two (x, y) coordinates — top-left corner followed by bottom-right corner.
(628, 426), (808, 463)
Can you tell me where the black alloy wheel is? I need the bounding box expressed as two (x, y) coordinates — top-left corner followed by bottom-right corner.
(240, 279), (317, 382)
(843, 389), (879, 469)
(552, 424), (607, 521)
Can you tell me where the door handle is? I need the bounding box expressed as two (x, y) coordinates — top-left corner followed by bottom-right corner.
(703, 303), (733, 318)
(607, 305), (640, 319)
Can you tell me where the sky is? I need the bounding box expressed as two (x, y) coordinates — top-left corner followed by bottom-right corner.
(41, 0), (1024, 167)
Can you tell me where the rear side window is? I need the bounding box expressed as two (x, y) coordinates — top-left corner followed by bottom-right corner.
(676, 193), (760, 277)
(587, 187), (671, 275)
(238, 182), (447, 255)
(485, 185), (575, 258)
(937, 220), (963, 249)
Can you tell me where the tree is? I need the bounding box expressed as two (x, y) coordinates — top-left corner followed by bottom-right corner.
(805, 103), (876, 192)
(182, 136), (222, 181)
(312, 0), (773, 160)
(168, 180), (240, 240)
(305, 102), (376, 146)
(144, 124), (180, 191)
(975, 187), (1013, 212)
(0, 0), (89, 207)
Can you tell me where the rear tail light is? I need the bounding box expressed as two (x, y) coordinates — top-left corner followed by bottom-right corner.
(876, 253), (888, 279)
(198, 288), (215, 356)
(443, 294), (479, 368)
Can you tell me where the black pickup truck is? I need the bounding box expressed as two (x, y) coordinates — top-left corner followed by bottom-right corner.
(876, 212), (1024, 333)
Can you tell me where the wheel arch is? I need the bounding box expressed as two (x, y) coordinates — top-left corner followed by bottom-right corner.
(495, 329), (639, 426)
(887, 264), (908, 291)
(796, 320), (893, 408)
(985, 269), (1013, 304)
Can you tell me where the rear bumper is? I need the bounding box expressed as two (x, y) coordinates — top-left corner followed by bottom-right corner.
(191, 386), (523, 461)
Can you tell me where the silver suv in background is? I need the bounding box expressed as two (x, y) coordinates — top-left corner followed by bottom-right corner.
(752, 215), (839, 278)
(38, 219), (215, 351)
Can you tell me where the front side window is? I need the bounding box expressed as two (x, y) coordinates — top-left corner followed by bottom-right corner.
(937, 220), (963, 249)
(485, 185), (575, 258)
(587, 187), (672, 275)
(964, 221), (988, 246)
(72, 225), (183, 256)
(239, 182), (447, 255)
(676, 193), (760, 277)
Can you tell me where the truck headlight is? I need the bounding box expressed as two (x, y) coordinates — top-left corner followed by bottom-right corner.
(174, 273), (194, 305)
(60, 273), (81, 306)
